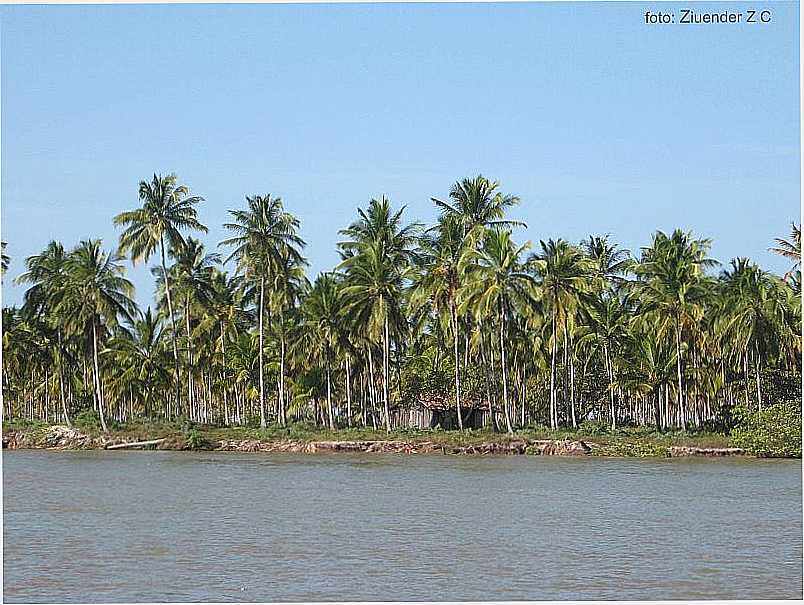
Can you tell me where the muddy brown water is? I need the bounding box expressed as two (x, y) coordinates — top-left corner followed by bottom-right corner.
(3, 450), (802, 602)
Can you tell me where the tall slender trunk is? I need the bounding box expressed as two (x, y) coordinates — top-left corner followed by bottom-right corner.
(675, 321), (686, 431)
(549, 313), (557, 430)
(326, 351), (334, 430)
(382, 317), (392, 433)
(345, 359), (353, 427)
(57, 330), (71, 427)
(499, 306), (513, 435)
(368, 349), (377, 429)
(754, 346), (763, 411)
(220, 322), (229, 425)
(279, 326), (287, 427)
(604, 344), (616, 430)
(566, 315), (576, 429)
(92, 321), (108, 432)
(258, 276), (266, 428)
(479, 325), (497, 431)
(160, 236), (181, 418)
(185, 298), (194, 421)
(452, 303), (463, 431)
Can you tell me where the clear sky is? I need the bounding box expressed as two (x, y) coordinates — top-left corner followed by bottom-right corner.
(1, 1), (799, 308)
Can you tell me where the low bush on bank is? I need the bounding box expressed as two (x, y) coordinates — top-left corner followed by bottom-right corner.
(729, 402), (802, 458)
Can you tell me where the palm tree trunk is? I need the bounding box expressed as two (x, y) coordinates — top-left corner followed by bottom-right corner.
(258, 276), (266, 428)
(499, 306), (513, 435)
(550, 313), (557, 430)
(383, 317), (392, 433)
(92, 321), (108, 432)
(565, 316), (576, 429)
(453, 304), (463, 432)
(57, 330), (71, 427)
(326, 351), (334, 430)
(479, 325), (497, 431)
(604, 345), (616, 430)
(279, 327), (287, 427)
(220, 322), (228, 425)
(185, 298), (194, 421)
(345, 359), (353, 427)
(754, 346), (763, 411)
(675, 322), (686, 431)
(159, 236), (181, 419)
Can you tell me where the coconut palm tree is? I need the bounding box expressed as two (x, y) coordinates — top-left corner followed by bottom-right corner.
(338, 195), (421, 262)
(300, 273), (345, 429)
(411, 216), (477, 430)
(57, 240), (136, 432)
(220, 194), (305, 428)
(432, 176), (524, 237)
(461, 229), (535, 434)
(581, 235), (632, 289)
(530, 239), (591, 429)
(16, 241), (73, 425)
(114, 173), (207, 416)
(718, 258), (788, 410)
(268, 247), (309, 426)
(105, 307), (171, 419)
(633, 230), (718, 431)
(197, 269), (250, 425)
(770, 222), (801, 285)
(158, 237), (219, 420)
(339, 197), (419, 432)
(578, 291), (631, 429)
(1, 241), (9, 277)
(341, 240), (410, 432)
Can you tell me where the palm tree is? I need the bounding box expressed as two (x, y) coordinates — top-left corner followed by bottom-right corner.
(531, 239), (590, 429)
(770, 222), (801, 284)
(114, 173), (207, 416)
(1, 241), (9, 277)
(462, 229), (535, 434)
(16, 241), (72, 425)
(105, 307), (171, 419)
(718, 258), (787, 410)
(159, 237), (219, 421)
(581, 235), (632, 289)
(620, 326), (677, 431)
(432, 176), (524, 237)
(338, 195), (421, 261)
(634, 230), (717, 430)
(411, 216), (475, 430)
(578, 291), (631, 429)
(220, 194), (305, 428)
(58, 240), (136, 432)
(269, 247), (309, 426)
(198, 269), (250, 425)
(341, 241), (409, 432)
(339, 197), (419, 432)
(300, 273), (344, 429)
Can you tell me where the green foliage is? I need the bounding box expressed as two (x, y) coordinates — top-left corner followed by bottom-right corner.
(184, 428), (204, 450)
(577, 420), (610, 436)
(730, 402), (802, 458)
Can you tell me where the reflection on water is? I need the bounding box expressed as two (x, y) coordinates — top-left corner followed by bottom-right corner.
(3, 450), (802, 602)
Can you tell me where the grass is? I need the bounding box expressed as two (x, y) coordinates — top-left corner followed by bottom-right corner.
(3, 417), (730, 455)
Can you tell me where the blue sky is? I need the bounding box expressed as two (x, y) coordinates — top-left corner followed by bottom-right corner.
(1, 2), (799, 307)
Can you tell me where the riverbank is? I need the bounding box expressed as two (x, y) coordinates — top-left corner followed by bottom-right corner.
(1, 421), (756, 458)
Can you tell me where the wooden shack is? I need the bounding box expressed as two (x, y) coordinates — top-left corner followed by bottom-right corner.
(391, 395), (500, 430)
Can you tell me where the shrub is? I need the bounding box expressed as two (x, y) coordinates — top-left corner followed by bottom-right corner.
(578, 420), (610, 436)
(184, 428), (204, 450)
(730, 401), (802, 458)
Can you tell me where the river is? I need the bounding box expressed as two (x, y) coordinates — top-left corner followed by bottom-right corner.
(3, 450), (801, 602)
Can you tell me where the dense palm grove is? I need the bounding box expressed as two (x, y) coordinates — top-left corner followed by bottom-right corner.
(2, 174), (801, 434)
